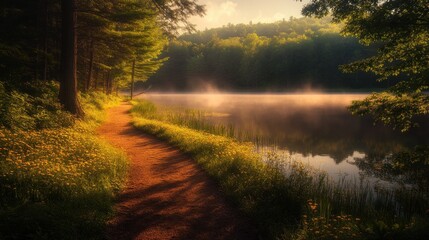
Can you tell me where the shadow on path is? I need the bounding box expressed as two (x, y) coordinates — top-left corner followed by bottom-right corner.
(98, 103), (258, 240)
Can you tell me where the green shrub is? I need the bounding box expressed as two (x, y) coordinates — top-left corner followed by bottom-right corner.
(80, 91), (122, 126)
(0, 81), (75, 130)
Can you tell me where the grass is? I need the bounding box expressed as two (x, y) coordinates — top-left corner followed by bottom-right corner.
(131, 114), (302, 238)
(131, 99), (429, 240)
(130, 100), (274, 144)
(0, 91), (128, 239)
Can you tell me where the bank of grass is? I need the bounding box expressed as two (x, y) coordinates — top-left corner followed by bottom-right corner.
(131, 100), (429, 240)
(132, 112), (303, 238)
(0, 86), (127, 239)
(131, 101), (325, 238)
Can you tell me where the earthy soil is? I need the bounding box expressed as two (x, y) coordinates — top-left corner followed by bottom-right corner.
(98, 103), (258, 240)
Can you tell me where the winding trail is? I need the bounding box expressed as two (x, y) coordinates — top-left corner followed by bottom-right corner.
(98, 103), (257, 240)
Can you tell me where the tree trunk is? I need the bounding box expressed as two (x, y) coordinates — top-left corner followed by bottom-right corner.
(59, 0), (84, 117)
(105, 71), (110, 94)
(43, 0), (48, 81)
(35, 0), (42, 81)
(94, 67), (99, 90)
(108, 74), (113, 94)
(86, 38), (94, 92)
(130, 58), (135, 99)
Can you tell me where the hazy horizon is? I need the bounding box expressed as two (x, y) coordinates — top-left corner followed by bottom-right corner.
(190, 0), (310, 30)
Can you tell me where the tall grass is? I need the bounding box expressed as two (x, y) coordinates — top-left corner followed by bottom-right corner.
(0, 89), (127, 239)
(131, 99), (429, 240)
(131, 100), (246, 139)
(132, 116), (304, 238)
(131, 100), (291, 148)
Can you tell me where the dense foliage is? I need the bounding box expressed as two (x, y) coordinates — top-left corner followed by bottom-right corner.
(0, 0), (204, 115)
(147, 17), (388, 91)
(302, 0), (429, 131)
(0, 0), (167, 92)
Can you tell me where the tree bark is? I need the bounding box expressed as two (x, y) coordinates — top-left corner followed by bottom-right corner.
(86, 38), (94, 92)
(59, 0), (84, 117)
(105, 71), (110, 94)
(35, 0), (43, 81)
(130, 58), (135, 99)
(43, 0), (48, 81)
(94, 67), (99, 90)
(108, 74), (113, 94)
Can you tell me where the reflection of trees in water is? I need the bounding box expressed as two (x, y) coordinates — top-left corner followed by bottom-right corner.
(351, 147), (429, 218)
(144, 94), (429, 219)
(144, 94), (429, 179)
(227, 105), (427, 164)
(354, 146), (429, 189)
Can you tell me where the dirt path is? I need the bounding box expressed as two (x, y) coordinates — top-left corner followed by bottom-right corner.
(98, 103), (257, 240)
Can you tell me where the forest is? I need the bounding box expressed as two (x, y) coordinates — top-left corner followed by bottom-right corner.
(1, 0), (171, 116)
(1, 0), (428, 239)
(147, 17), (389, 91)
(0, 0), (203, 239)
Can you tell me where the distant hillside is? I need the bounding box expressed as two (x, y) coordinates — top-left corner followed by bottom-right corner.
(147, 17), (389, 92)
(180, 17), (342, 42)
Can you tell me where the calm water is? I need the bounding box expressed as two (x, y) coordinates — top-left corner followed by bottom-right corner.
(140, 93), (429, 182)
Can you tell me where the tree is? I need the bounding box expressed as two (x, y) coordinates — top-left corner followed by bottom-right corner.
(1, 0), (200, 113)
(59, 0), (83, 116)
(0, 0), (61, 84)
(111, 2), (168, 98)
(57, 0), (205, 116)
(301, 0), (429, 131)
(147, 18), (378, 91)
(151, 0), (205, 34)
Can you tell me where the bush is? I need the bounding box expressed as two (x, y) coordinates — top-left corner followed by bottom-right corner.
(0, 81), (75, 130)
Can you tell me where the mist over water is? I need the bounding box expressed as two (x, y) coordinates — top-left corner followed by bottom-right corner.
(139, 93), (429, 182)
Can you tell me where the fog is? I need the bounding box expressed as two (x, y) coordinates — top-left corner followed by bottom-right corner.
(138, 93), (428, 181)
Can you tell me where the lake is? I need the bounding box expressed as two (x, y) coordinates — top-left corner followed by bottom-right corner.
(139, 93), (429, 184)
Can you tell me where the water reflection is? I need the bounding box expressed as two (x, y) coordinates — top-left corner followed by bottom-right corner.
(355, 146), (429, 188)
(140, 93), (429, 181)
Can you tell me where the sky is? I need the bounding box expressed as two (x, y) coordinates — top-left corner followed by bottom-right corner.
(190, 0), (310, 30)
